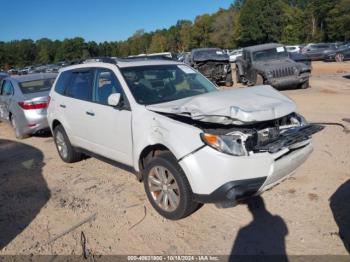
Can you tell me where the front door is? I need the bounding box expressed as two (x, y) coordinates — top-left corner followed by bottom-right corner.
(87, 68), (133, 165)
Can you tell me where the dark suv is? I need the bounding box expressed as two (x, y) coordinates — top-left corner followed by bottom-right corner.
(236, 43), (311, 89)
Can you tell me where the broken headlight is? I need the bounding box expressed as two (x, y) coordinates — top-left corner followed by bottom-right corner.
(200, 131), (248, 156)
(294, 113), (308, 126)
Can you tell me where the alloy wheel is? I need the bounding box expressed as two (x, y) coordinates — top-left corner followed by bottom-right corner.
(55, 130), (68, 159)
(148, 166), (180, 212)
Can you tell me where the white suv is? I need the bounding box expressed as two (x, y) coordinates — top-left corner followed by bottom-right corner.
(47, 58), (323, 219)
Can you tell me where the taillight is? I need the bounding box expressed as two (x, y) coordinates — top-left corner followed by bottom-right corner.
(18, 101), (49, 110)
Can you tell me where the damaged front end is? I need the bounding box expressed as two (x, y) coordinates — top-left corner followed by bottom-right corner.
(193, 61), (231, 84)
(165, 112), (324, 156)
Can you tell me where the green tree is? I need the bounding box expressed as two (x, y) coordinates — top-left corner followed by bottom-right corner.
(149, 32), (167, 52)
(239, 0), (285, 46)
(192, 14), (212, 47)
(326, 0), (350, 41)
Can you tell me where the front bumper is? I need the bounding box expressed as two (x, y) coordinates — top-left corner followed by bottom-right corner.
(267, 73), (309, 88)
(180, 141), (313, 204)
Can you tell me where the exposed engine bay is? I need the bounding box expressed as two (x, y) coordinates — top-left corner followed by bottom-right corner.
(161, 112), (324, 154)
(193, 61), (231, 84)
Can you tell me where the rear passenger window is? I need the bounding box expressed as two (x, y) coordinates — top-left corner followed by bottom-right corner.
(65, 70), (93, 101)
(55, 71), (72, 95)
(93, 69), (123, 105)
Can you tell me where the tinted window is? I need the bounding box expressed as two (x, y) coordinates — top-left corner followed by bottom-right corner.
(93, 69), (123, 105)
(253, 47), (289, 61)
(19, 78), (55, 94)
(1, 81), (14, 96)
(55, 71), (72, 94)
(121, 65), (217, 105)
(65, 70), (93, 101)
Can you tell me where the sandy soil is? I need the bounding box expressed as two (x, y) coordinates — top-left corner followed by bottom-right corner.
(0, 61), (350, 256)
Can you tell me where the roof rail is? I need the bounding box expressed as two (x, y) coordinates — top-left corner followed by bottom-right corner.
(82, 57), (118, 65)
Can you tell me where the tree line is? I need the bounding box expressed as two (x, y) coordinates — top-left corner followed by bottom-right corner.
(1, 0), (349, 68)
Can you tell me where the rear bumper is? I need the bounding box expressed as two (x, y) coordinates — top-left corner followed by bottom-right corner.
(17, 110), (49, 136)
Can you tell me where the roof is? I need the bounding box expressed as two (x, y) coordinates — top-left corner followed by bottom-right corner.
(61, 59), (182, 71)
(10, 73), (58, 82)
(244, 43), (283, 52)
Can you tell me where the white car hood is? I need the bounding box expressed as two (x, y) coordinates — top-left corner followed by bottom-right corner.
(146, 85), (296, 125)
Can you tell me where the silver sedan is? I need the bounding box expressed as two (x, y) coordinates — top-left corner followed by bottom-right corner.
(0, 73), (57, 138)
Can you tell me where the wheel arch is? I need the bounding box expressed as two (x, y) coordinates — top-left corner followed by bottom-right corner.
(137, 143), (176, 181)
(52, 119), (62, 131)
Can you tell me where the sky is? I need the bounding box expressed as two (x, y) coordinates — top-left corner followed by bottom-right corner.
(1, 0), (233, 42)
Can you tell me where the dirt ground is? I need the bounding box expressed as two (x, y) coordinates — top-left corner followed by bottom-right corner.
(0, 61), (350, 256)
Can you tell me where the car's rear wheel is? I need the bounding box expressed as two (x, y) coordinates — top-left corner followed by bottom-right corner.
(143, 152), (201, 220)
(53, 125), (82, 163)
(335, 53), (344, 62)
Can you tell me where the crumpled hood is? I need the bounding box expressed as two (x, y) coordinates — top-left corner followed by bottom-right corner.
(146, 85), (296, 125)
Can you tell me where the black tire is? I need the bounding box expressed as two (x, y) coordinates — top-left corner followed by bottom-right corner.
(255, 74), (264, 85)
(225, 72), (233, 87)
(53, 125), (82, 163)
(143, 152), (201, 220)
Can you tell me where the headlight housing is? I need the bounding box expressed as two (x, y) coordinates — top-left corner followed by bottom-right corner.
(200, 131), (248, 156)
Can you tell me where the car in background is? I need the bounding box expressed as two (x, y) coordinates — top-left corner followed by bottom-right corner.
(289, 52), (312, 67)
(323, 43), (350, 62)
(286, 45), (302, 53)
(186, 48), (233, 86)
(236, 43), (311, 89)
(0, 73), (57, 138)
(45, 64), (60, 73)
(0, 72), (9, 82)
(301, 43), (341, 60)
(229, 49), (243, 62)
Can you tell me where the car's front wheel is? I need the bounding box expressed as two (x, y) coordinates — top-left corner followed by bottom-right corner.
(143, 152), (201, 220)
(53, 125), (82, 163)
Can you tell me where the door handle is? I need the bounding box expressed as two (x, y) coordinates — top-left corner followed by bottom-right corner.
(60, 104), (66, 108)
(86, 111), (95, 116)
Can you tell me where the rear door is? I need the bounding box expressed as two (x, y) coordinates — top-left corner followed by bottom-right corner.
(59, 69), (95, 150)
(87, 67), (133, 165)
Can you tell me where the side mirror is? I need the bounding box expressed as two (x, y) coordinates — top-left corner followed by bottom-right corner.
(107, 93), (121, 107)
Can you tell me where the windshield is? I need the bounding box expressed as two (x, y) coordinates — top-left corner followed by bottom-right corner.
(253, 47), (289, 61)
(121, 64), (217, 105)
(19, 78), (56, 94)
